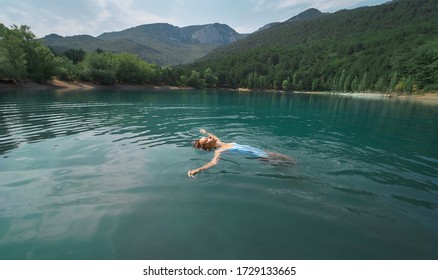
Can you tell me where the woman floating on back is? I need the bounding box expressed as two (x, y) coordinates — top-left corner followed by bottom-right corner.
(188, 129), (294, 178)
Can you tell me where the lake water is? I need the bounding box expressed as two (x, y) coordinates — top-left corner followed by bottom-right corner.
(0, 90), (437, 260)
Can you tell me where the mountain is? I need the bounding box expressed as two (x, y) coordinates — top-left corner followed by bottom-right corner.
(185, 23), (243, 45)
(257, 22), (280, 32)
(285, 8), (326, 23)
(257, 8), (325, 32)
(189, 0), (438, 91)
(40, 23), (245, 66)
(97, 23), (243, 46)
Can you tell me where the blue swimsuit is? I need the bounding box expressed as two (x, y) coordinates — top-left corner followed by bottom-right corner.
(227, 143), (268, 158)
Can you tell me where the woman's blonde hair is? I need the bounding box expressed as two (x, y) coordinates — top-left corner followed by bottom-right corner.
(193, 139), (211, 151)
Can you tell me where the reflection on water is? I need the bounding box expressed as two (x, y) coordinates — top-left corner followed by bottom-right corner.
(0, 90), (437, 259)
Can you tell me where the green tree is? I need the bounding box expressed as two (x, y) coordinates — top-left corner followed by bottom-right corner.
(179, 75), (188, 86)
(410, 40), (438, 90)
(27, 45), (57, 82)
(54, 56), (75, 81)
(0, 24), (28, 80)
(358, 72), (369, 92)
(161, 66), (178, 85)
(282, 78), (291, 91)
(338, 70), (346, 92)
(389, 72), (398, 93)
(79, 51), (117, 85)
(247, 72), (260, 89)
(351, 76), (359, 92)
(344, 74), (352, 92)
(374, 77), (386, 92)
(204, 68), (218, 88)
(311, 78), (319, 91)
(64, 49), (86, 64)
(395, 78), (405, 94)
(292, 72), (299, 91)
(187, 70), (206, 89)
(404, 76), (414, 94)
(115, 53), (144, 84)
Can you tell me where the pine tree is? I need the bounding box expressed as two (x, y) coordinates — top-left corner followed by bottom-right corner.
(338, 70), (346, 92)
(344, 74), (352, 92)
(282, 78), (290, 91)
(292, 72), (298, 91)
(404, 76), (414, 94)
(204, 68), (218, 88)
(389, 72), (398, 93)
(358, 72), (369, 92)
(351, 76), (359, 92)
(311, 78), (319, 91)
(374, 77), (385, 92)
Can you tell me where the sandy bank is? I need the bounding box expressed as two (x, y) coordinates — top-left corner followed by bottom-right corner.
(0, 79), (92, 92)
(51, 79), (191, 92)
(393, 92), (438, 105)
(49, 79), (95, 92)
(296, 91), (438, 105)
(0, 79), (191, 92)
(0, 81), (56, 91)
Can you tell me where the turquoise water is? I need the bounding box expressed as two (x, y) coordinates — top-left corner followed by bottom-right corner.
(0, 90), (437, 260)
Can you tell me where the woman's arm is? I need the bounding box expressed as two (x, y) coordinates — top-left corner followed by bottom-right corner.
(188, 149), (221, 178)
(199, 129), (220, 141)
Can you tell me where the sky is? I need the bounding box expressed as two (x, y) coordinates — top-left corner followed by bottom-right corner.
(1, 0), (389, 38)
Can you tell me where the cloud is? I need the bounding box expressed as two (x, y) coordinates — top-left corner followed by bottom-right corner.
(0, 1), (91, 36)
(0, 0), (173, 37)
(253, 0), (369, 12)
(278, 0), (365, 10)
(90, 0), (171, 30)
(254, 0), (267, 12)
(65, 0), (174, 35)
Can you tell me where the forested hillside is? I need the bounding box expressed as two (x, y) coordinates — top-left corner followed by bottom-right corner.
(187, 0), (438, 92)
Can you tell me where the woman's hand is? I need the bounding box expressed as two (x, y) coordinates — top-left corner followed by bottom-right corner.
(187, 169), (198, 178)
(199, 129), (207, 134)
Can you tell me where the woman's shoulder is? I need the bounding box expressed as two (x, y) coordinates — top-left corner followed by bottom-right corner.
(218, 142), (235, 151)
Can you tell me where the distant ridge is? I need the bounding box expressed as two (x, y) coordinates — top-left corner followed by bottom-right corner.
(97, 23), (243, 46)
(257, 8), (326, 32)
(286, 8), (326, 22)
(40, 23), (245, 66)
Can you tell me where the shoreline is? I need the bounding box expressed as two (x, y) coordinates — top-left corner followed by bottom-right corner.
(305, 91), (438, 105)
(237, 88), (438, 105)
(393, 93), (438, 105)
(0, 79), (191, 92)
(51, 79), (194, 92)
(2, 80), (437, 105)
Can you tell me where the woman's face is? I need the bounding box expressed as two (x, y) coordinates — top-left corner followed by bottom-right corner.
(198, 136), (216, 149)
